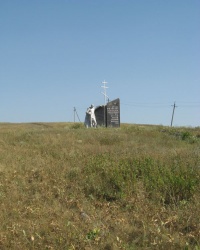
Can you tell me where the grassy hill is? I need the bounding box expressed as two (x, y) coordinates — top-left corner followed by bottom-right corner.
(0, 122), (199, 249)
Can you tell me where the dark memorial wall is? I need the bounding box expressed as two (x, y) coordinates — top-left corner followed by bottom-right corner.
(106, 98), (120, 127)
(95, 106), (106, 127)
(95, 98), (120, 127)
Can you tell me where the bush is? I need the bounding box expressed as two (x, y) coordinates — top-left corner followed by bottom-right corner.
(84, 154), (136, 201)
(70, 123), (84, 129)
(181, 131), (191, 140)
(83, 154), (200, 206)
(140, 158), (200, 205)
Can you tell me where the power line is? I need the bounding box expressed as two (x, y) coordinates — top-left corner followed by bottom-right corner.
(121, 101), (200, 108)
(121, 102), (171, 108)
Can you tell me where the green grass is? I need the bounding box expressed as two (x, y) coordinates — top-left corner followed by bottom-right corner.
(0, 122), (199, 249)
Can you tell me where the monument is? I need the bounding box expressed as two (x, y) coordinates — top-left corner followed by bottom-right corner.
(93, 98), (120, 128)
(106, 98), (120, 127)
(94, 105), (106, 127)
(84, 81), (120, 128)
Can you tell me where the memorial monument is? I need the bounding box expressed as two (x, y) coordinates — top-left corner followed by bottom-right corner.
(84, 81), (120, 128)
(86, 98), (120, 128)
(106, 98), (120, 127)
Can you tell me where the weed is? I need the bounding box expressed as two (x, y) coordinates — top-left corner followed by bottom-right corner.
(86, 228), (100, 240)
(70, 123), (84, 129)
(181, 131), (191, 140)
(139, 158), (199, 205)
(84, 154), (137, 201)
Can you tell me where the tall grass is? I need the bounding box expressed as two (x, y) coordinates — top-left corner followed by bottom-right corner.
(0, 123), (199, 249)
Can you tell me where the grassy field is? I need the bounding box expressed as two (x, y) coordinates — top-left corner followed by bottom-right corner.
(0, 122), (199, 249)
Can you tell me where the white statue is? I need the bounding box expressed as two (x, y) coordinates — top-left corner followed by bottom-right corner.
(84, 104), (97, 128)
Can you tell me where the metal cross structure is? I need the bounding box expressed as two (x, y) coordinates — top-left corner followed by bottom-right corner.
(101, 80), (109, 106)
(101, 80), (109, 126)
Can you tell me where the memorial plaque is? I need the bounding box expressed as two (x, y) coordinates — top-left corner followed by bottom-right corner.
(106, 98), (120, 127)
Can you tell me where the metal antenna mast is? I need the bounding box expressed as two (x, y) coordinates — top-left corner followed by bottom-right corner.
(101, 80), (109, 127)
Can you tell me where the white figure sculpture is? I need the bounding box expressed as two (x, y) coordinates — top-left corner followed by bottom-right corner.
(84, 104), (97, 128)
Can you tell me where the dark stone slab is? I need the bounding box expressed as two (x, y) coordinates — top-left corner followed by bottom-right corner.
(95, 105), (107, 127)
(94, 98), (120, 127)
(106, 98), (120, 127)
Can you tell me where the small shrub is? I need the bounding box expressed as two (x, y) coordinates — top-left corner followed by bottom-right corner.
(141, 159), (200, 205)
(181, 131), (191, 140)
(70, 123), (84, 129)
(84, 154), (136, 201)
(86, 228), (100, 240)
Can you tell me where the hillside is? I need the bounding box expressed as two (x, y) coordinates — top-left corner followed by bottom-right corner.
(0, 122), (199, 249)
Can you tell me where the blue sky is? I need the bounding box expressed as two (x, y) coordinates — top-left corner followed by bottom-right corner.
(0, 0), (199, 126)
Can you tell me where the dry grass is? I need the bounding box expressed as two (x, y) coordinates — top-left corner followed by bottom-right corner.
(0, 122), (199, 249)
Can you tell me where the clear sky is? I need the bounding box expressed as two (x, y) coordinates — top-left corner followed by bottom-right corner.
(0, 0), (199, 127)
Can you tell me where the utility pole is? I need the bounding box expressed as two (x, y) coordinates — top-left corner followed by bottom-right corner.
(73, 107), (81, 122)
(101, 80), (109, 127)
(74, 107), (76, 122)
(171, 102), (177, 127)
